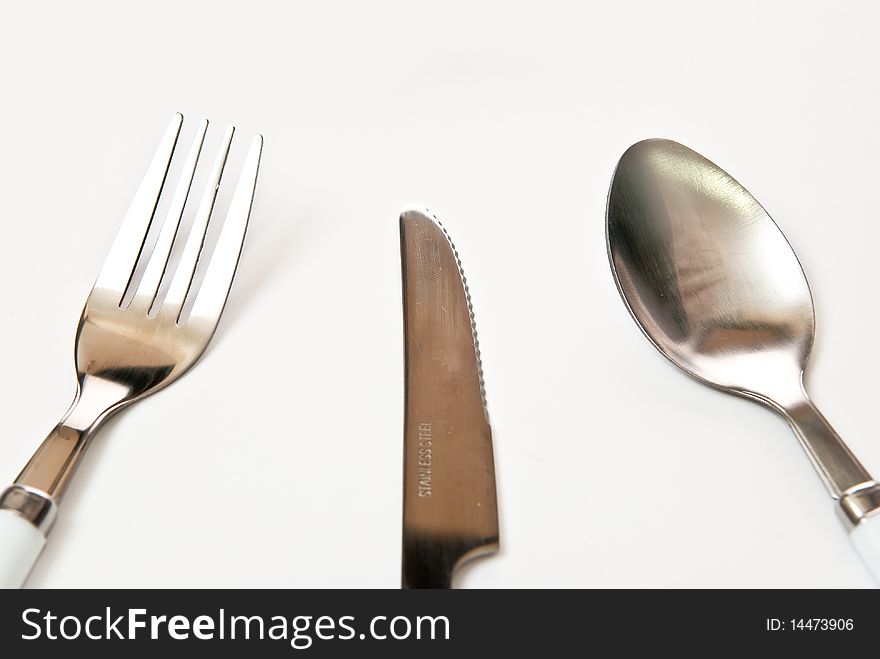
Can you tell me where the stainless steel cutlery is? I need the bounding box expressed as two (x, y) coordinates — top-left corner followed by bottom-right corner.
(606, 139), (880, 582)
(0, 114), (262, 588)
(4, 116), (875, 590)
(400, 208), (499, 588)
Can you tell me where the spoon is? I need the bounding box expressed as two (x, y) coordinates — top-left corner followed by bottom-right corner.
(606, 138), (880, 583)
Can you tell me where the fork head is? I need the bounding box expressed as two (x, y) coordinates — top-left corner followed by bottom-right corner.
(77, 114), (262, 404)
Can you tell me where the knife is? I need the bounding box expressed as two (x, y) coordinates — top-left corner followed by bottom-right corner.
(399, 207), (499, 589)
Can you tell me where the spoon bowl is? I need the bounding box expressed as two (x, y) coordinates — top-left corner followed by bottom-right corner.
(608, 140), (814, 407)
(607, 139), (880, 583)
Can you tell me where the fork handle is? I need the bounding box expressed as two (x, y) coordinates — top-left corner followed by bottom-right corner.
(0, 510), (46, 588)
(0, 485), (56, 588)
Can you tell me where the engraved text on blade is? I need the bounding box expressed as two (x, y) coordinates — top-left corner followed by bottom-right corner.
(417, 421), (433, 497)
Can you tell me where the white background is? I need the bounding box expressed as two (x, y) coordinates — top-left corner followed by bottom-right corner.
(0, 0), (878, 588)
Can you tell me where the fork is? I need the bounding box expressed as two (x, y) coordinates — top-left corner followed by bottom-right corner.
(0, 114), (262, 588)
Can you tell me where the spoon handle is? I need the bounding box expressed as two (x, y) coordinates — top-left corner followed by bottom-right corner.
(785, 400), (880, 583)
(839, 484), (880, 583)
(850, 516), (880, 583)
(783, 398), (874, 499)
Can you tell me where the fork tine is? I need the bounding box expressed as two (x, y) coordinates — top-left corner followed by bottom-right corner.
(94, 113), (183, 298)
(131, 118), (209, 311)
(163, 125), (235, 318)
(189, 135), (263, 326)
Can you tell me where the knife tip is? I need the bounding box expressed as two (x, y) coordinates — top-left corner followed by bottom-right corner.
(399, 205), (441, 235)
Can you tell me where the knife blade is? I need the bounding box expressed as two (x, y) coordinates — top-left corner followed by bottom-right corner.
(399, 207), (499, 589)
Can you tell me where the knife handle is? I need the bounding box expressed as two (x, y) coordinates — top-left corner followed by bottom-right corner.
(850, 516), (880, 584)
(402, 534), (499, 589)
(0, 509), (46, 588)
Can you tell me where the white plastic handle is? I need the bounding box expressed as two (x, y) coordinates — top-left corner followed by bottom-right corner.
(0, 509), (46, 588)
(850, 515), (880, 585)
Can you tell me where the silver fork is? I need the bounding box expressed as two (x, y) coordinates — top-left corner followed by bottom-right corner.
(0, 114), (263, 588)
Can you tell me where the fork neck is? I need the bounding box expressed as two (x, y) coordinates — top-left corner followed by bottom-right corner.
(14, 374), (132, 500)
(62, 374), (132, 433)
